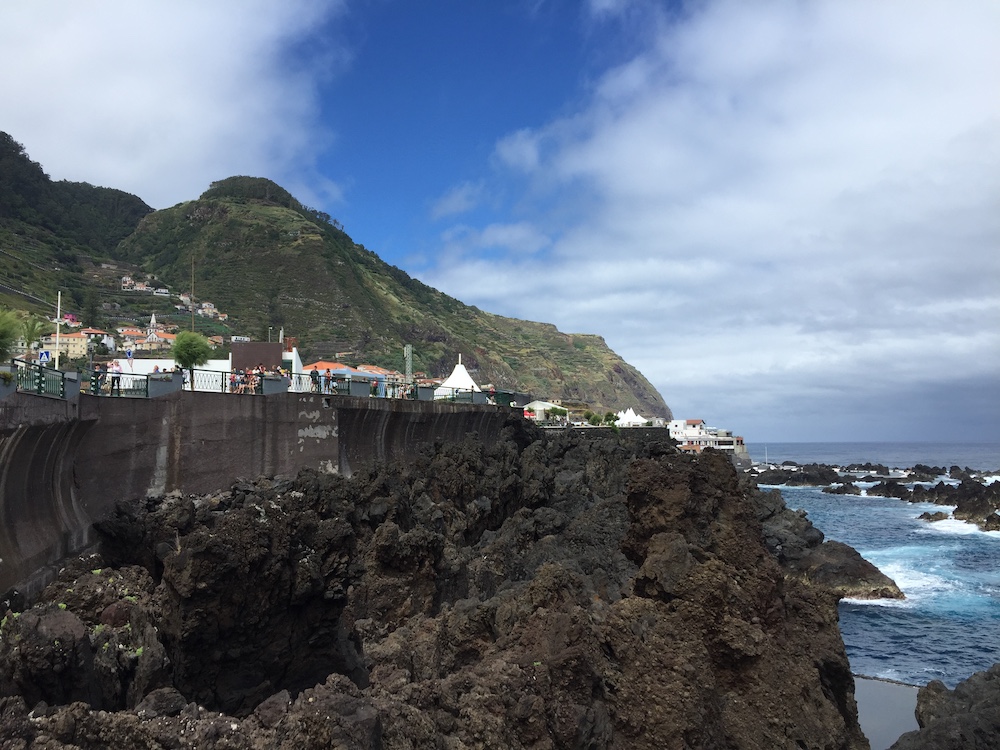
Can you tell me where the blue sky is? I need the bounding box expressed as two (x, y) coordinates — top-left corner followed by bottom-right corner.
(2, 0), (999, 443)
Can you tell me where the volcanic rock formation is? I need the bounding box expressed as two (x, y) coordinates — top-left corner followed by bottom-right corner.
(0, 425), (898, 748)
(890, 663), (1000, 750)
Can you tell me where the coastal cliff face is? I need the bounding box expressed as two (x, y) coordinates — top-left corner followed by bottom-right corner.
(890, 663), (1000, 749)
(0, 426), (879, 748)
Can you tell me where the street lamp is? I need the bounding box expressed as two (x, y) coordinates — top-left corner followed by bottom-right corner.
(268, 326), (273, 343)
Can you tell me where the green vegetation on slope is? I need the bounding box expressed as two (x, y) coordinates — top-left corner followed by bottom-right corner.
(0, 137), (671, 417)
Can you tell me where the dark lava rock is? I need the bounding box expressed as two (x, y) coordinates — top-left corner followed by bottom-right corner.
(134, 687), (187, 719)
(867, 480), (912, 500)
(784, 540), (904, 600)
(846, 462), (891, 475)
(755, 463), (841, 486)
(824, 482), (862, 495)
(911, 479), (1000, 530)
(890, 663), (1000, 749)
(0, 427), (884, 748)
(918, 511), (950, 522)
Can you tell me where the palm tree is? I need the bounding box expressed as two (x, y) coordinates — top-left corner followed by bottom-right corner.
(0, 310), (20, 360)
(20, 315), (50, 353)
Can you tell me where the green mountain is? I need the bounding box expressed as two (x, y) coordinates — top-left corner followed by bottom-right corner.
(0, 132), (153, 317)
(0, 134), (671, 418)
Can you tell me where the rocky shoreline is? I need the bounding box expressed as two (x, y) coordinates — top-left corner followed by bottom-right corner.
(0, 425), (990, 748)
(753, 462), (1000, 531)
(889, 664), (1000, 749)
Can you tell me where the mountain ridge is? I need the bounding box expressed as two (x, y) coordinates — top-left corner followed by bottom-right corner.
(0, 135), (671, 418)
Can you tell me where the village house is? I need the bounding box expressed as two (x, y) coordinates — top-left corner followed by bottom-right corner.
(79, 327), (116, 353)
(116, 326), (147, 352)
(38, 331), (88, 361)
(139, 330), (177, 352)
(668, 419), (750, 466)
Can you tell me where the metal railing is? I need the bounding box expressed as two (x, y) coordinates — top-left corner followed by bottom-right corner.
(89, 369), (149, 398)
(8, 360), (528, 407)
(189, 368), (229, 393)
(294, 372), (348, 395)
(435, 387), (477, 403)
(12, 358), (70, 398)
(184, 368), (291, 395)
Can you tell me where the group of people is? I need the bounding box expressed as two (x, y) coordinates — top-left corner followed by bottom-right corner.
(91, 360), (124, 396)
(309, 367), (342, 395)
(308, 365), (416, 399)
(229, 363), (286, 395)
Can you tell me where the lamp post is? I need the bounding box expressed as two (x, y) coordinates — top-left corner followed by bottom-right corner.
(268, 326), (273, 343)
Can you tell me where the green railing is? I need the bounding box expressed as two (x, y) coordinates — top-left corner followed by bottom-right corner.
(89, 368), (149, 398)
(13, 358), (69, 398)
(9, 360), (526, 406)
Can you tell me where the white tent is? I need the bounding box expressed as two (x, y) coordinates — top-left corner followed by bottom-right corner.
(434, 354), (481, 399)
(615, 407), (648, 427)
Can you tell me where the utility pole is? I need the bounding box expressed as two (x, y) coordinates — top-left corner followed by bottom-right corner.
(54, 291), (62, 369)
(404, 344), (413, 384)
(190, 255), (195, 332)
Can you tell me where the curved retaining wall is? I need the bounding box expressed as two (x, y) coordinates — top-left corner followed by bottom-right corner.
(0, 391), (518, 600)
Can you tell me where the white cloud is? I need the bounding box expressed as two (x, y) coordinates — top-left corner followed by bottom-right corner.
(3, 0), (996, 441)
(494, 128), (542, 173)
(430, 181), (484, 220)
(422, 0), (1000, 440)
(478, 223), (551, 255)
(0, 0), (347, 208)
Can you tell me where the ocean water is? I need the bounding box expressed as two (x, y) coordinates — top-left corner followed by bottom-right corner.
(748, 442), (1000, 472)
(752, 442), (1000, 688)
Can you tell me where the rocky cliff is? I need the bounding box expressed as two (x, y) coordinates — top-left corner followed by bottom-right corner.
(890, 664), (1000, 750)
(0, 426), (897, 748)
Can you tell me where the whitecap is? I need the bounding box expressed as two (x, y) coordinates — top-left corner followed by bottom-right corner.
(915, 518), (1000, 539)
(843, 559), (957, 608)
(842, 596), (913, 608)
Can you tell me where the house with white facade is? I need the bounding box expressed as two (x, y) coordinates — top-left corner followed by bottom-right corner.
(668, 419), (751, 466)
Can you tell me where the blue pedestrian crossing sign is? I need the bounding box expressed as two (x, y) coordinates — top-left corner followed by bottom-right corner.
(38, 350), (51, 363)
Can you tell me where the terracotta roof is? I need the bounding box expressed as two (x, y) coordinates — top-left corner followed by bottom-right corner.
(304, 360), (352, 371)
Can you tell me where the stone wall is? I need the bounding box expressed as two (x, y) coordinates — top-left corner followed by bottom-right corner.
(0, 391), (517, 599)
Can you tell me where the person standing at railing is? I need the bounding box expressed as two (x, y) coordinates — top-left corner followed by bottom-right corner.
(92, 363), (105, 396)
(110, 360), (122, 396)
(310, 365), (320, 393)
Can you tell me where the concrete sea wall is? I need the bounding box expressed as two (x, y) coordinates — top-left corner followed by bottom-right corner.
(0, 391), (517, 599)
